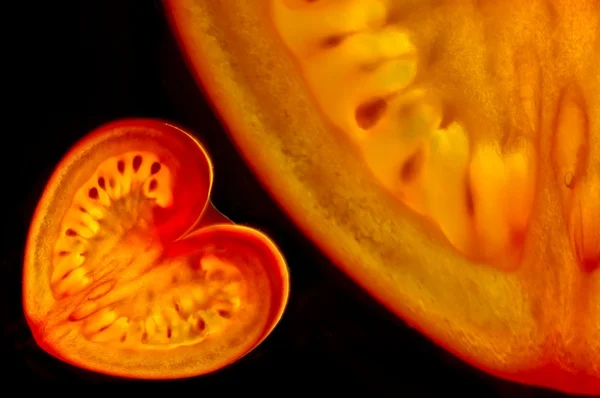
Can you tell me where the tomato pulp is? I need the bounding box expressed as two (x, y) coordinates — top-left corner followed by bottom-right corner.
(165, 1), (599, 394)
(23, 119), (289, 379)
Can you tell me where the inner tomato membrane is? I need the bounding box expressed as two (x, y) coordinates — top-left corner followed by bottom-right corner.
(52, 151), (173, 298)
(270, 0), (599, 271)
(51, 151), (246, 349)
(70, 253), (246, 348)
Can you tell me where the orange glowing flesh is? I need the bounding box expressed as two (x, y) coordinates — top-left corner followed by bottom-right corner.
(22, 119), (289, 379)
(165, 0), (599, 395)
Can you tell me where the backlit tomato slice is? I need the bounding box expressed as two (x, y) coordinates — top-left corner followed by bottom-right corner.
(165, 1), (599, 394)
(23, 119), (289, 379)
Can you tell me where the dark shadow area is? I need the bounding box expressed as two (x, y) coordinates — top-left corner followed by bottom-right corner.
(2, 1), (579, 396)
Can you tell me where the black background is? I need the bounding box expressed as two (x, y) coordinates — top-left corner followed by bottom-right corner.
(2, 1), (575, 395)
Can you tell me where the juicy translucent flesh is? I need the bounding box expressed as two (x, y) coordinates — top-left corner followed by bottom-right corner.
(271, 0), (599, 270)
(23, 123), (289, 379)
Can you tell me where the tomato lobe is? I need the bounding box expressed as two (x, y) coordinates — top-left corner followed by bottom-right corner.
(23, 119), (289, 379)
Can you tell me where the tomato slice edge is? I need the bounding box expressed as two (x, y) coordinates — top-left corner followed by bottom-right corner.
(23, 118), (290, 377)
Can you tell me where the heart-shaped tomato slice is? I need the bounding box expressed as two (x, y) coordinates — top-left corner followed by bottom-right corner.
(165, 1), (599, 395)
(23, 119), (289, 379)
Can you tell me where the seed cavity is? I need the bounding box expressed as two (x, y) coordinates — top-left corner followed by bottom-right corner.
(71, 256), (245, 347)
(356, 98), (387, 130)
(132, 155), (142, 172)
(321, 35), (344, 48)
(88, 187), (99, 199)
(52, 151), (174, 300)
(400, 147), (425, 183)
(269, 0), (558, 270)
(150, 162), (161, 175)
(195, 317), (206, 332)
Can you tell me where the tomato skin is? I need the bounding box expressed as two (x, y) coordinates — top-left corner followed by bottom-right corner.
(164, 1), (599, 395)
(23, 118), (290, 379)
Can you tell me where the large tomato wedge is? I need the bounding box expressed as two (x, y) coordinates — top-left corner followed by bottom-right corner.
(165, 1), (599, 395)
(23, 119), (289, 379)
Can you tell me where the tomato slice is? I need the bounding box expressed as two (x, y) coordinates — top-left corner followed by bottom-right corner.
(23, 119), (289, 379)
(165, 1), (599, 395)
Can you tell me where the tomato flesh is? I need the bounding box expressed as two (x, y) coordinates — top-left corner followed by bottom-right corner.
(165, 1), (599, 394)
(23, 119), (289, 379)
